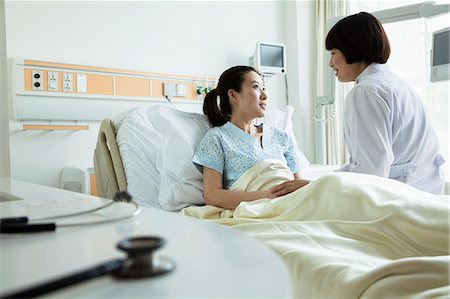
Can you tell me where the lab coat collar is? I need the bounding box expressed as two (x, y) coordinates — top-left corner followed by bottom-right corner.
(355, 63), (389, 84)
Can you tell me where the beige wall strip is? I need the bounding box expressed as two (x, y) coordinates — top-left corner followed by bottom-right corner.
(22, 125), (89, 131)
(86, 74), (114, 95)
(22, 58), (217, 101)
(24, 59), (207, 81)
(89, 173), (97, 196)
(115, 76), (150, 97)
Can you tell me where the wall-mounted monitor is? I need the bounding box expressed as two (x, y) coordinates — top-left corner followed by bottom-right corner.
(249, 42), (286, 75)
(430, 27), (450, 82)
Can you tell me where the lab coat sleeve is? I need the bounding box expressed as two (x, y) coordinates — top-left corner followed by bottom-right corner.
(345, 86), (394, 178)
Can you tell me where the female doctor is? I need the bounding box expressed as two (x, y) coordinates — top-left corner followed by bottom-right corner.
(325, 12), (445, 194)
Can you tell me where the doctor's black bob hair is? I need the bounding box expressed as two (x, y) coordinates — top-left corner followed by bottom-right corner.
(325, 12), (391, 64)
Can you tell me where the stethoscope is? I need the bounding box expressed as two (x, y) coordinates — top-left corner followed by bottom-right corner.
(0, 191), (175, 298)
(0, 191), (140, 233)
(1, 236), (176, 298)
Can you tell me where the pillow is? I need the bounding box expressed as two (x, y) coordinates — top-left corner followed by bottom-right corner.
(264, 105), (313, 179)
(149, 106), (211, 210)
(116, 105), (211, 210)
(114, 107), (162, 209)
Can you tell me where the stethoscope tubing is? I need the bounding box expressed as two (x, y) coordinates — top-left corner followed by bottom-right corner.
(0, 258), (125, 299)
(32, 199), (116, 221)
(58, 199), (141, 228)
(1, 198), (116, 223)
(0, 234), (175, 298)
(0, 199), (141, 233)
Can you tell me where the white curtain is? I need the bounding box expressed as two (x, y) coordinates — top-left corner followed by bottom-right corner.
(315, 0), (351, 165)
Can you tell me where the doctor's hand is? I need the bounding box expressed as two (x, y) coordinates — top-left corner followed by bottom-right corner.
(269, 179), (310, 197)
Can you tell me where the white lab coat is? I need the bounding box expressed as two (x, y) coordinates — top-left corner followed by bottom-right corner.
(340, 63), (445, 194)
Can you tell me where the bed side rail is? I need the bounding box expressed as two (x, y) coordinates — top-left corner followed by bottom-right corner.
(93, 119), (127, 199)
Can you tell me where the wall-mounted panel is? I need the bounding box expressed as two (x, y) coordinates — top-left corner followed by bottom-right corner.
(115, 76), (150, 97)
(151, 79), (164, 99)
(11, 57), (217, 121)
(86, 74), (114, 95)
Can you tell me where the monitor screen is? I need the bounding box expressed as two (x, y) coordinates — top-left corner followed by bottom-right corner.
(433, 29), (450, 67)
(260, 44), (284, 68)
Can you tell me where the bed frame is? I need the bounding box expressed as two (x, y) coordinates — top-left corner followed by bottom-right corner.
(93, 119), (127, 199)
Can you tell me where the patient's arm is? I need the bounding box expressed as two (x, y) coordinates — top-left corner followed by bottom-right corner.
(202, 167), (276, 210)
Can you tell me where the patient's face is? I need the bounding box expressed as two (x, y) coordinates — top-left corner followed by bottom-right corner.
(234, 71), (267, 119)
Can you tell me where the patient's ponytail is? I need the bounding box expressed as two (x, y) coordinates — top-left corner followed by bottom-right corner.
(203, 88), (229, 127)
(203, 65), (259, 127)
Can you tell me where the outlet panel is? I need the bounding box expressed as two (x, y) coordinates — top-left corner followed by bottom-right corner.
(32, 70), (43, 91)
(63, 73), (73, 92)
(48, 71), (59, 91)
(22, 59), (218, 102)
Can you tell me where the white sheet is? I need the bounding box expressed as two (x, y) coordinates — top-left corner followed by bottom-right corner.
(181, 160), (450, 298)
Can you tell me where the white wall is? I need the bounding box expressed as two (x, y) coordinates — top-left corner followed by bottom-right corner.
(0, 0), (10, 178)
(5, 1), (316, 188)
(283, 1), (315, 161)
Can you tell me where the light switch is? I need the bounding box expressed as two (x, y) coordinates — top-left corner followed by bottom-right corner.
(176, 84), (187, 96)
(76, 74), (87, 93)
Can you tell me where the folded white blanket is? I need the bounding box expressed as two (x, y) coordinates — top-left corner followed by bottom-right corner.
(181, 160), (450, 298)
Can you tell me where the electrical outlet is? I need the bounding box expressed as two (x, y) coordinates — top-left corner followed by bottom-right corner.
(62, 73), (73, 92)
(48, 71), (59, 91)
(32, 70), (43, 91)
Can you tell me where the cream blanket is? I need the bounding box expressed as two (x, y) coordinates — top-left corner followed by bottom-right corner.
(181, 160), (450, 298)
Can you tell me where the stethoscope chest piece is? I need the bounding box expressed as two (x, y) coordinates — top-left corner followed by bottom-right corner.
(114, 236), (175, 279)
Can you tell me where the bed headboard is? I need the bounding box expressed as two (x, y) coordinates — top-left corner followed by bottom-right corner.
(93, 119), (127, 199)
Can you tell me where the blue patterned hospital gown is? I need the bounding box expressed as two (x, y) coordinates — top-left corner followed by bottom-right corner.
(192, 122), (299, 189)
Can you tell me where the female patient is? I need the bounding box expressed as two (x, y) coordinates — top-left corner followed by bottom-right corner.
(192, 65), (309, 210)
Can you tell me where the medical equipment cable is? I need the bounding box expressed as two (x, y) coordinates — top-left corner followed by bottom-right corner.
(0, 191), (141, 233)
(165, 95), (175, 106)
(284, 74), (289, 105)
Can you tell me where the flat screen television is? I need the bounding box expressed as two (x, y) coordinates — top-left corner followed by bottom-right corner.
(430, 27), (450, 82)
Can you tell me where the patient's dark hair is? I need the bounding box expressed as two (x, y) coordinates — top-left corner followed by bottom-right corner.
(203, 65), (258, 127)
(325, 12), (390, 64)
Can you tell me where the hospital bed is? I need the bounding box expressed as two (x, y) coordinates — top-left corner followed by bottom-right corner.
(94, 119), (127, 200)
(94, 105), (450, 298)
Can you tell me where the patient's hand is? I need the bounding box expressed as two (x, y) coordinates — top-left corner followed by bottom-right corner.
(269, 179), (310, 197)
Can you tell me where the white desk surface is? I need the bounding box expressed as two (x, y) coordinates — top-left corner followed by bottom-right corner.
(0, 179), (292, 298)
